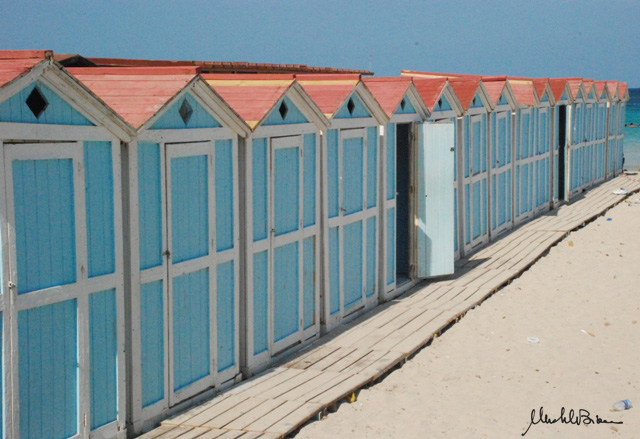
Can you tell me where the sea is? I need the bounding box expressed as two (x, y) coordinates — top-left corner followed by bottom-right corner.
(624, 88), (640, 170)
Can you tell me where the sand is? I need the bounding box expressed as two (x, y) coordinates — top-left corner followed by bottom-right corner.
(294, 200), (640, 438)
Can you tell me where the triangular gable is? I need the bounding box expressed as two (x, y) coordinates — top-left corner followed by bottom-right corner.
(600, 90), (607, 100)
(433, 94), (452, 112)
(540, 92), (548, 102)
(262, 95), (309, 126)
(151, 92), (221, 129)
(394, 93), (417, 115)
(0, 80), (93, 126)
(560, 90), (567, 101)
(588, 89), (595, 100)
(334, 93), (371, 119)
(469, 92), (485, 108)
(497, 92), (509, 106)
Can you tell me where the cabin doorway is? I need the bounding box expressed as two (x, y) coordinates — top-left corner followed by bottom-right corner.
(558, 105), (566, 201)
(395, 123), (412, 285)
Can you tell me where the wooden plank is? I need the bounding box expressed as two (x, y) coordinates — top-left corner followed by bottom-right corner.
(263, 402), (323, 435)
(224, 398), (287, 430)
(152, 426), (196, 439)
(322, 347), (373, 373)
(201, 397), (268, 429)
(138, 425), (178, 439)
(304, 346), (358, 371)
(166, 393), (238, 425)
(172, 395), (251, 427)
(274, 370), (348, 402)
(307, 373), (371, 405)
(186, 429), (230, 439)
(349, 350), (407, 379)
(282, 344), (341, 370)
(225, 368), (290, 396)
(243, 400), (305, 433)
(229, 368), (305, 399)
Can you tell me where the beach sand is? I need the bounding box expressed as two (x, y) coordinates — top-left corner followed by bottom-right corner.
(294, 200), (640, 438)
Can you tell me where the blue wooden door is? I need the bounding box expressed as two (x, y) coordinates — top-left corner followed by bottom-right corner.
(416, 122), (455, 277)
(6, 142), (122, 439)
(270, 135), (304, 353)
(534, 107), (551, 212)
(515, 109), (535, 223)
(166, 143), (215, 405)
(491, 111), (513, 236)
(463, 114), (489, 251)
(325, 127), (378, 330)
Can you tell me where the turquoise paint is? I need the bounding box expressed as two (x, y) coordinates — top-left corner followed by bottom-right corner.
(343, 220), (363, 308)
(386, 123), (396, 201)
(171, 155), (209, 263)
(0, 314), (2, 439)
(343, 136), (364, 215)
(138, 143), (163, 270)
(13, 158), (76, 294)
(0, 81), (93, 125)
(367, 126), (377, 208)
(172, 268), (210, 391)
(464, 184), (471, 244)
(472, 181), (481, 239)
(329, 227), (340, 315)
(252, 138), (268, 241)
(216, 261), (235, 372)
(472, 118), (482, 173)
(327, 130), (340, 218)
(273, 242), (299, 342)
(433, 95), (452, 112)
(151, 93), (221, 129)
(463, 116), (470, 177)
(366, 216), (376, 297)
(303, 133), (316, 227)
(482, 114), (487, 172)
(274, 146), (300, 236)
(252, 251), (268, 355)
(262, 96), (309, 126)
(89, 289), (117, 429)
(498, 92), (509, 106)
(470, 92), (484, 108)
(394, 94), (417, 114)
(334, 93), (371, 119)
(84, 142), (115, 278)
(18, 299), (77, 439)
(540, 92), (548, 102)
(560, 91), (567, 101)
(386, 207), (395, 286)
(140, 280), (164, 407)
(215, 139), (234, 252)
(303, 237), (315, 329)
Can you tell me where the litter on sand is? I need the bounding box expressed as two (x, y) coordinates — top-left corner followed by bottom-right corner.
(527, 336), (540, 344)
(612, 188), (628, 195)
(581, 329), (596, 337)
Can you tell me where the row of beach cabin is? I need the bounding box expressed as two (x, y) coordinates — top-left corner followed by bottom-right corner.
(0, 50), (629, 439)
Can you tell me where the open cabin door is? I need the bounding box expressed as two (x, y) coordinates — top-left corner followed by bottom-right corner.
(416, 122), (455, 278)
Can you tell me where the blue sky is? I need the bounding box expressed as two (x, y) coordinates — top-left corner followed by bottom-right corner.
(3, 0), (638, 86)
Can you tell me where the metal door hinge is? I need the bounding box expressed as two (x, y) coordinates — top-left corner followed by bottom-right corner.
(162, 249), (171, 257)
(7, 281), (15, 289)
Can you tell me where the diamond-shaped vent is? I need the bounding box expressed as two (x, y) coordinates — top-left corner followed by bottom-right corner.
(437, 98), (442, 108)
(179, 99), (193, 125)
(400, 98), (406, 110)
(347, 98), (355, 115)
(278, 101), (288, 120)
(26, 87), (48, 119)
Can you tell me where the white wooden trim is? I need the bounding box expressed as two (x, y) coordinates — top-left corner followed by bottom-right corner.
(0, 122), (115, 142)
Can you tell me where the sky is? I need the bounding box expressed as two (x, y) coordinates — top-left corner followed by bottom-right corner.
(2, 0), (639, 86)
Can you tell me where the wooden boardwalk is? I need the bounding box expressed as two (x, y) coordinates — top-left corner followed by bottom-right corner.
(139, 175), (640, 439)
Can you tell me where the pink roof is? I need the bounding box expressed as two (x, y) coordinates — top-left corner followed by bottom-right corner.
(412, 78), (449, 111)
(0, 50), (51, 88)
(295, 74), (361, 118)
(548, 79), (568, 101)
(69, 67), (199, 128)
(531, 79), (548, 100)
(606, 81), (619, 98)
(567, 79), (583, 100)
(508, 79), (537, 106)
(203, 74), (295, 128)
(582, 79), (595, 98)
(594, 81), (607, 98)
(618, 82), (628, 99)
(401, 70), (482, 80)
(482, 81), (507, 106)
(362, 77), (412, 117)
(448, 78), (481, 111)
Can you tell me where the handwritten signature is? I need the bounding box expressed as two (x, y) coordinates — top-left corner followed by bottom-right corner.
(522, 407), (623, 436)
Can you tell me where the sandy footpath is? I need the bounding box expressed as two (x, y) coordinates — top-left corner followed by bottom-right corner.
(295, 199), (640, 439)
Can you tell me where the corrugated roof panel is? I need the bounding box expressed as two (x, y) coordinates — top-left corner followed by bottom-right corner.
(483, 81), (506, 106)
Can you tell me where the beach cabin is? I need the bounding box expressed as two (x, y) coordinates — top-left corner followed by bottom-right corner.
(606, 81), (621, 176)
(362, 77), (446, 300)
(593, 81), (610, 184)
(530, 79), (554, 215)
(566, 78), (588, 198)
(548, 79), (572, 203)
(412, 78), (464, 259)
(0, 51), (133, 439)
(581, 80), (598, 189)
(617, 83), (629, 171)
(481, 78), (517, 237)
(447, 79), (493, 254)
(508, 79), (540, 224)
(296, 75), (389, 333)
(203, 74), (329, 374)
(70, 67), (250, 434)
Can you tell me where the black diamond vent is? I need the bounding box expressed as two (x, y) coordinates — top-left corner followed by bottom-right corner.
(278, 101), (288, 120)
(347, 98), (355, 115)
(400, 98), (406, 110)
(26, 87), (48, 119)
(179, 99), (193, 125)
